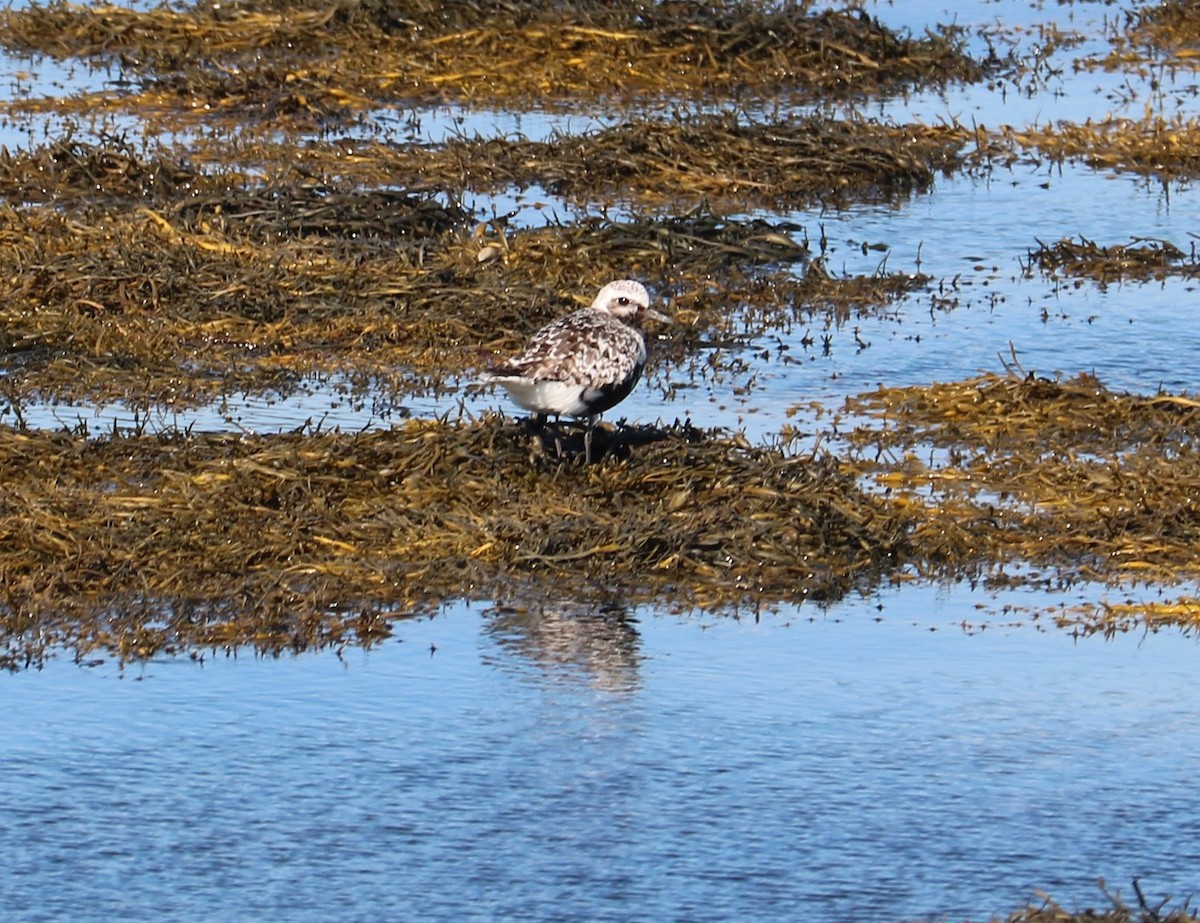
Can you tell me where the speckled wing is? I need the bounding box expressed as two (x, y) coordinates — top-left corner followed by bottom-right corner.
(491, 310), (647, 388)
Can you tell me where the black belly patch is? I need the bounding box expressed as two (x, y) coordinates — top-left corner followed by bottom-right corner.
(583, 364), (643, 415)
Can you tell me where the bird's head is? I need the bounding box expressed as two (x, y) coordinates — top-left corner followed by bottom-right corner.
(591, 279), (672, 325)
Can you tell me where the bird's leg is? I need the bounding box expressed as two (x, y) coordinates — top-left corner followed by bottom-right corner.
(583, 414), (597, 464)
(552, 415), (566, 458)
(526, 413), (549, 457)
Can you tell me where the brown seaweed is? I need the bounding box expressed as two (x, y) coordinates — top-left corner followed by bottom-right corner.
(0, 0), (985, 124)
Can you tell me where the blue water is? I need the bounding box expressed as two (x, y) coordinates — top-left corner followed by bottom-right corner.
(3, 587), (1198, 923)
(3, 2), (1200, 920)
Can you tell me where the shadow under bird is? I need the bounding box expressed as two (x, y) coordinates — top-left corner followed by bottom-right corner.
(481, 279), (672, 463)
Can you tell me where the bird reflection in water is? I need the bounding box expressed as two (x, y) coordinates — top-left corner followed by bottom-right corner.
(482, 598), (642, 693)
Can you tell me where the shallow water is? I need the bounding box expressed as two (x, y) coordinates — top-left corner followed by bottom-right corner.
(3, 2), (1200, 920)
(6, 8), (1197, 438)
(7, 160), (1194, 439)
(3, 587), (1199, 923)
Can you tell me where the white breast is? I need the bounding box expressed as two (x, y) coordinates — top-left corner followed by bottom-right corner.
(489, 377), (603, 417)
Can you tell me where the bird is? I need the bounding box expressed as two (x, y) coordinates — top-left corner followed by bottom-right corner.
(481, 279), (671, 463)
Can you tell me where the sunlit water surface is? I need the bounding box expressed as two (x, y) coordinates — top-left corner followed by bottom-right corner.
(3, 587), (1200, 923)
(3, 2), (1200, 920)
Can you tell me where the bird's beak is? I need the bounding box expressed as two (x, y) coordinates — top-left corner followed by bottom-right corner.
(645, 308), (674, 324)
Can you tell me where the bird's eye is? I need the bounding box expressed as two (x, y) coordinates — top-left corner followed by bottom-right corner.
(617, 297), (630, 306)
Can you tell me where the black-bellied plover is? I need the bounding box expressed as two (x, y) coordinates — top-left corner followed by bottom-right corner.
(482, 279), (671, 463)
